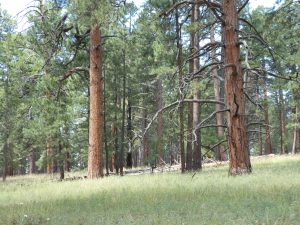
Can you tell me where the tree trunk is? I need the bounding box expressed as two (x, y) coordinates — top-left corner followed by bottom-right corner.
(126, 99), (133, 169)
(211, 21), (227, 161)
(29, 150), (36, 174)
(291, 90), (299, 154)
(222, 0), (251, 175)
(120, 50), (126, 176)
(175, 0), (185, 173)
(263, 78), (272, 155)
(88, 24), (103, 178)
(103, 65), (109, 175)
(47, 140), (53, 174)
(156, 78), (164, 166)
(2, 140), (8, 181)
(192, 2), (201, 170)
(142, 104), (149, 165)
(278, 88), (287, 154)
(58, 140), (64, 180)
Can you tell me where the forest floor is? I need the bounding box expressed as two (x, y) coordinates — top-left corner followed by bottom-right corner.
(1, 154), (300, 225)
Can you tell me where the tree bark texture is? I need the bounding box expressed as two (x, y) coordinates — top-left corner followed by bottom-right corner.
(222, 0), (251, 175)
(88, 24), (103, 178)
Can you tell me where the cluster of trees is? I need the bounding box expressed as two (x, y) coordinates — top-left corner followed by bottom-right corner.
(0, 0), (299, 180)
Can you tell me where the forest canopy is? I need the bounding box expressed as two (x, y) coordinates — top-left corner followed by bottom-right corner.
(0, 0), (299, 180)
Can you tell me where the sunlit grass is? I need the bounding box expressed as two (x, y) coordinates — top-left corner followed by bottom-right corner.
(1, 155), (300, 225)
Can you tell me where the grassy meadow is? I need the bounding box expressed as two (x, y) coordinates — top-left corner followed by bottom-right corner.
(1, 155), (300, 225)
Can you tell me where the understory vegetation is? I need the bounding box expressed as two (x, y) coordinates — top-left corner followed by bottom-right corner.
(1, 155), (300, 225)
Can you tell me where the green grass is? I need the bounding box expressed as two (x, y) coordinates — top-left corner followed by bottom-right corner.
(1, 155), (300, 225)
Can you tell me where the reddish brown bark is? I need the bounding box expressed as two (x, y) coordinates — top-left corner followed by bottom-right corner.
(87, 24), (103, 178)
(222, 0), (251, 175)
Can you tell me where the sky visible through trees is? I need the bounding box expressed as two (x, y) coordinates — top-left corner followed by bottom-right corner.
(0, 0), (299, 180)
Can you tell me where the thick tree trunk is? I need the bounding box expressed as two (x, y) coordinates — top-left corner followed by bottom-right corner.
(88, 24), (103, 178)
(175, 1), (185, 173)
(211, 22), (227, 161)
(222, 0), (251, 175)
(156, 78), (164, 166)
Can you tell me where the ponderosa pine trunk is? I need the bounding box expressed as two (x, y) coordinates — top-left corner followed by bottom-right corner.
(175, 1), (185, 173)
(222, 0), (251, 175)
(186, 6), (194, 171)
(291, 65), (299, 154)
(211, 22), (227, 161)
(47, 140), (53, 174)
(119, 49), (127, 176)
(277, 88), (287, 154)
(87, 24), (103, 178)
(142, 99), (149, 165)
(28, 150), (36, 174)
(156, 78), (164, 166)
(103, 66), (109, 175)
(58, 140), (64, 180)
(192, 2), (202, 171)
(263, 77), (272, 155)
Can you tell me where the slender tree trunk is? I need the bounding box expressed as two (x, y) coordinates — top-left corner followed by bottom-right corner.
(65, 151), (71, 172)
(47, 140), (53, 174)
(58, 140), (64, 180)
(126, 98), (133, 169)
(222, 0), (251, 175)
(120, 50), (126, 176)
(103, 66), (109, 175)
(263, 77), (272, 155)
(29, 150), (36, 174)
(156, 78), (164, 166)
(291, 65), (299, 154)
(142, 103), (149, 165)
(113, 73), (119, 174)
(2, 140), (8, 181)
(192, 2), (201, 170)
(278, 88), (287, 154)
(292, 90), (299, 154)
(88, 24), (103, 178)
(186, 56), (194, 171)
(175, 1), (185, 173)
(211, 22), (227, 161)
